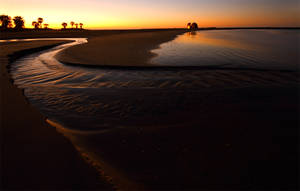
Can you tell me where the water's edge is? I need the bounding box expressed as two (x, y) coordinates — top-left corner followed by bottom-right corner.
(5, 39), (123, 190)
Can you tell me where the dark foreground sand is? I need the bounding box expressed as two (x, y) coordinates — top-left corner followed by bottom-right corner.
(57, 81), (299, 190)
(0, 40), (112, 190)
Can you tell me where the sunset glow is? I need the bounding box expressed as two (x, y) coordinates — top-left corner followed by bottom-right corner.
(1, 0), (299, 29)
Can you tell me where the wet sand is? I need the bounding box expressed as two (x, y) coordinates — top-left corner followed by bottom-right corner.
(56, 30), (186, 67)
(57, 83), (299, 190)
(0, 40), (112, 190)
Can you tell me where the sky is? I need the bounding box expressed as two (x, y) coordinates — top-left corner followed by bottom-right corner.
(1, 0), (299, 29)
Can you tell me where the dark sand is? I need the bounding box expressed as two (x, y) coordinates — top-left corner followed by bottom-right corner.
(0, 40), (113, 190)
(58, 83), (299, 190)
(1, 30), (299, 190)
(56, 30), (186, 67)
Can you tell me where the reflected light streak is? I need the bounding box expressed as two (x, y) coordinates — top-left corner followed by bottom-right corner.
(180, 31), (258, 50)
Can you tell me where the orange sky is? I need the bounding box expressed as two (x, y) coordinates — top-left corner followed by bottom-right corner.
(1, 0), (299, 29)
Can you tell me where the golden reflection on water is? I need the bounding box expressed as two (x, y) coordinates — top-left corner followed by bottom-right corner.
(179, 31), (258, 50)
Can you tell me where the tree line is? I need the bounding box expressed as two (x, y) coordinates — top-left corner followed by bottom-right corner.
(61, 21), (83, 30)
(0, 15), (84, 31)
(0, 15), (25, 30)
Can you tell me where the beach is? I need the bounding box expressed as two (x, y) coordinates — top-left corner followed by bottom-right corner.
(1, 29), (299, 190)
(56, 30), (186, 67)
(0, 40), (113, 190)
(0, 29), (186, 190)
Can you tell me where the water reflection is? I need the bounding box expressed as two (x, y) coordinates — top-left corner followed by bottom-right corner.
(186, 31), (197, 37)
(151, 30), (299, 70)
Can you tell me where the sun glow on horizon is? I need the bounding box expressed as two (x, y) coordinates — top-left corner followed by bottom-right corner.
(1, 0), (299, 29)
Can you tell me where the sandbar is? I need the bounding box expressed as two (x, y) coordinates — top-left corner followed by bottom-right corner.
(56, 30), (186, 67)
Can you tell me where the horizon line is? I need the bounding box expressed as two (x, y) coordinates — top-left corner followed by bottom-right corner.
(2, 26), (299, 31)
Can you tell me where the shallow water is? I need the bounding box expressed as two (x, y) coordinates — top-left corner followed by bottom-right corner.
(151, 30), (300, 70)
(8, 30), (300, 131)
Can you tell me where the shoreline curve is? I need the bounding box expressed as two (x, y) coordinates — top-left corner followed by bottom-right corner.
(55, 30), (186, 67)
(1, 40), (113, 190)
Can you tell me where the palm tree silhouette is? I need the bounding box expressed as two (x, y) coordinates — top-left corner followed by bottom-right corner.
(44, 23), (49, 29)
(13, 16), (25, 30)
(62, 22), (67, 29)
(79, 23), (83, 29)
(32, 21), (39, 29)
(37, 17), (43, 28)
(0, 15), (11, 29)
(70, 21), (74, 29)
(75, 23), (78, 29)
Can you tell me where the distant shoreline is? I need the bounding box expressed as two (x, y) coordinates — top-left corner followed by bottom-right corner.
(1, 26), (300, 31)
(1, 27), (299, 40)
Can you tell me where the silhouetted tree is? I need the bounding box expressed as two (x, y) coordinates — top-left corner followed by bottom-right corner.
(37, 17), (43, 28)
(191, 22), (198, 30)
(75, 23), (78, 29)
(44, 23), (49, 29)
(70, 21), (74, 28)
(32, 21), (39, 29)
(79, 23), (83, 29)
(62, 22), (67, 29)
(0, 15), (11, 29)
(13, 16), (25, 30)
